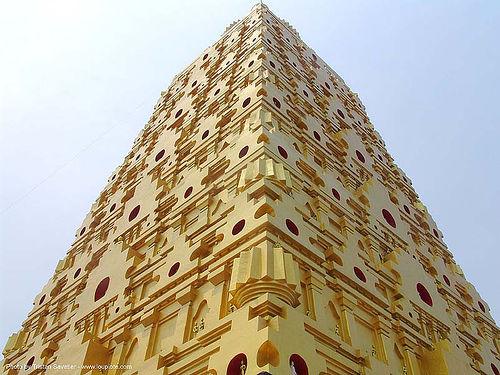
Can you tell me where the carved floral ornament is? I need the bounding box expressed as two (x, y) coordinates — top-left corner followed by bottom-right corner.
(229, 245), (301, 308)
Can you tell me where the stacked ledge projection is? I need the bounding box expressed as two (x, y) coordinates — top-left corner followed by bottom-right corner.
(3, 3), (499, 375)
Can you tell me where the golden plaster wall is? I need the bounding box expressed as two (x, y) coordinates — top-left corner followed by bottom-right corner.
(3, 3), (499, 375)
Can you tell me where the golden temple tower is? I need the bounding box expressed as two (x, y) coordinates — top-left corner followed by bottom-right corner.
(3, 3), (499, 375)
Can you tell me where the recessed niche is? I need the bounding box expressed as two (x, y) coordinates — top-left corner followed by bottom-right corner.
(227, 354), (247, 375)
(478, 301), (486, 313)
(155, 149), (165, 162)
(278, 146), (288, 159)
(416, 283), (433, 307)
(332, 188), (341, 200)
(232, 219), (245, 235)
(94, 277), (110, 302)
(289, 354), (308, 375)
(203, 53), (208, 60)
(115, 307), (120, 313)
(175, 109), (183, 118)
(248, 60), (254, 67)
(433, 229), (440, 238)
(356, 150), (365, 163)
(403, 205), (410, 214)
(325, 82), (330, 90)
(270, 61), (276, 68)
(286, 219), (299, 236)
(239, 146), (249, 158)
(74, 268), (81, 279)
(313, 131), (321, 141)
(39, 294), (46, 305)
(202, 130), (209, 140)
(382, 209), (396, 228)
(214, 88), (220, 96)
(492, 363), (500, 375)
(168, 262), (180, 277)
(303, 90), (309, 97)
(110, 203), (116, 212)
(272, 97), (281, 108)
(80, 227), (86, 236)
(128, 205), (140, 221)
(354, 267), (367, 283)
(184, 186), (193, 199)
(337, 109), (345, 119)
(242, 97), (251, 108)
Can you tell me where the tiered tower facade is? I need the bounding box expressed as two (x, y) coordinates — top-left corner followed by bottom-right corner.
(3, 4), (499, 375)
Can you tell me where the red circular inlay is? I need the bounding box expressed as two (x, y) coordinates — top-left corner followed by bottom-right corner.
(128, 205), (140, 221)
(155, 149), (165, 162)
(27, 356), (35, 367)
(313, 131), (321, 141)
(443, 274), (450, 286)
(356, 150), (365, 163)
(80, 227), (86, 236)
(39, 295), (46, 305)
(242, 97), (251, 108)
(168, 262), (180, 277)
(110, 203), (116, 212)
(278, 146), (288, 159)
(232, 219), (246, 235)
(403, 205), (410, 214)
(239, 146), (249, 158)
(416, 283), (433, 307)
(94, 277), (110, 302)
(332, 188), (341, 200)
(382, 209), (396, 228)
(273, 97), (281, 108)
(74, 268), (81, 279)
(354, 267), (367, 282)
(337, 109), (345, 119)
(478, 301), (486, 313)
(175, 109), (183, 118)
(202, 130), (209, 139)
(184, 186), (193, 199)
(286, 219), (299, 236)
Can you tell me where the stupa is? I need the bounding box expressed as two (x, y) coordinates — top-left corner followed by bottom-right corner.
(3, 3), (499, 375)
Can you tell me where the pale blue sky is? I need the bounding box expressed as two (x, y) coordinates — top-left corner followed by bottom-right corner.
(1, 0), (499, 350)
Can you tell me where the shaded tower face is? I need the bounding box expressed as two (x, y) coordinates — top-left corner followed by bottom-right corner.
(3, 3), (499, 375)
